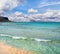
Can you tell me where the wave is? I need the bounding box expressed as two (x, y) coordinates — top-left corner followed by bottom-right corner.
(12, 36), (26, 39)
(34, 38), (51, 42)
(0, 34), (51, 42)
(0, 34), (12, 37)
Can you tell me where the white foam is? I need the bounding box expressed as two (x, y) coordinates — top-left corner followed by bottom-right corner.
(0, 34), (51, 42)
(12, 36), (26, 39)
(34, 38), (51, 42)
(0, 34), (12, 37)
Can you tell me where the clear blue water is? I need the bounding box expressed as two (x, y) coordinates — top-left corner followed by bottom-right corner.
(0, 22), (60, 54)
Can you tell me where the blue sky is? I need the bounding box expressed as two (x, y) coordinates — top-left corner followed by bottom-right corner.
(0, 0), (60, 22)
(10, 0), (60, 14)
(1, 0), (60, 14)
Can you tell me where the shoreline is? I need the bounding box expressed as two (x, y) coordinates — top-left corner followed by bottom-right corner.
(0, 41), (36, 54)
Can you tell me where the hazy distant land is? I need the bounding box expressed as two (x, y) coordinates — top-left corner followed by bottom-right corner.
(0, 16), (10, 22)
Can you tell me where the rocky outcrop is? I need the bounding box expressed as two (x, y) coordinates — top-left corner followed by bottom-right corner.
(0, 16), (10, 22)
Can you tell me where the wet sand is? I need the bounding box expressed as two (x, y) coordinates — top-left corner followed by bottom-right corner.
(0, 41), (36, 54)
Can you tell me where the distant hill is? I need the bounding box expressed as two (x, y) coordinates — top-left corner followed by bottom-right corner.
(0, 16), (10, 22)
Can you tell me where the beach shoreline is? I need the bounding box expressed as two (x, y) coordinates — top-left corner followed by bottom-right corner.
(0, 41), (36, 54)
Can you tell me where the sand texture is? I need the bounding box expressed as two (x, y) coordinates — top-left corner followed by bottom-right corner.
(0, 42), (36, 54)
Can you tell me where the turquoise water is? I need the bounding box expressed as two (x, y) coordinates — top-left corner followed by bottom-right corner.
(0, 22), (60, 54)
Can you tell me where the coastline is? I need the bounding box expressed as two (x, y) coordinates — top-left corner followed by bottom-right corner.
(0, 41), (36, 54)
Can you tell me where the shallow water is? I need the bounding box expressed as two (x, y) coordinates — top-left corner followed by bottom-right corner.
(0, 22), (60, 54)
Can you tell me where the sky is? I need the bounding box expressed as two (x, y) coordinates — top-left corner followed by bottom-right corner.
(0, 0), (60, 22)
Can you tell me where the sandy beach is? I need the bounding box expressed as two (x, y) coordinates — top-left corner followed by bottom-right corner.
(0, 41), (36, 54)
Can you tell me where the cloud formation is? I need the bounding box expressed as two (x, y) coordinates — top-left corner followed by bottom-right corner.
(9, 9), (60, 22)
(39, 2), (60, 8)
(0, 0), (60, 22)
(28, 8), (38, 13)
(9, 11), (31, 22)
(0, 0), (25, 15)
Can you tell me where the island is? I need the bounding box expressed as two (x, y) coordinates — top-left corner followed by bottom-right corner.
(0, 16), (10, 22)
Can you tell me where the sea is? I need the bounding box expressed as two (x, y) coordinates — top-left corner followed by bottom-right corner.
(0, 22), (60, 54)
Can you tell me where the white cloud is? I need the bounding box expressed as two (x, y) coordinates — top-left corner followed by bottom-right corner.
(28, 8), (38, 13)
(9, 11), (31, 22)
(0, 0), (25, 15)
(39, 2), (60, 8)
(8, 10), (60, 22)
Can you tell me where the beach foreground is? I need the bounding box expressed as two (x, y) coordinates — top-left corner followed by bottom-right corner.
(0, 41), (36, 54)
(0, 22), (60, 54)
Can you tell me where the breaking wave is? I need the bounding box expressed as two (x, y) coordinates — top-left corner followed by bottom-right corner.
(0, 34), (51, 42)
